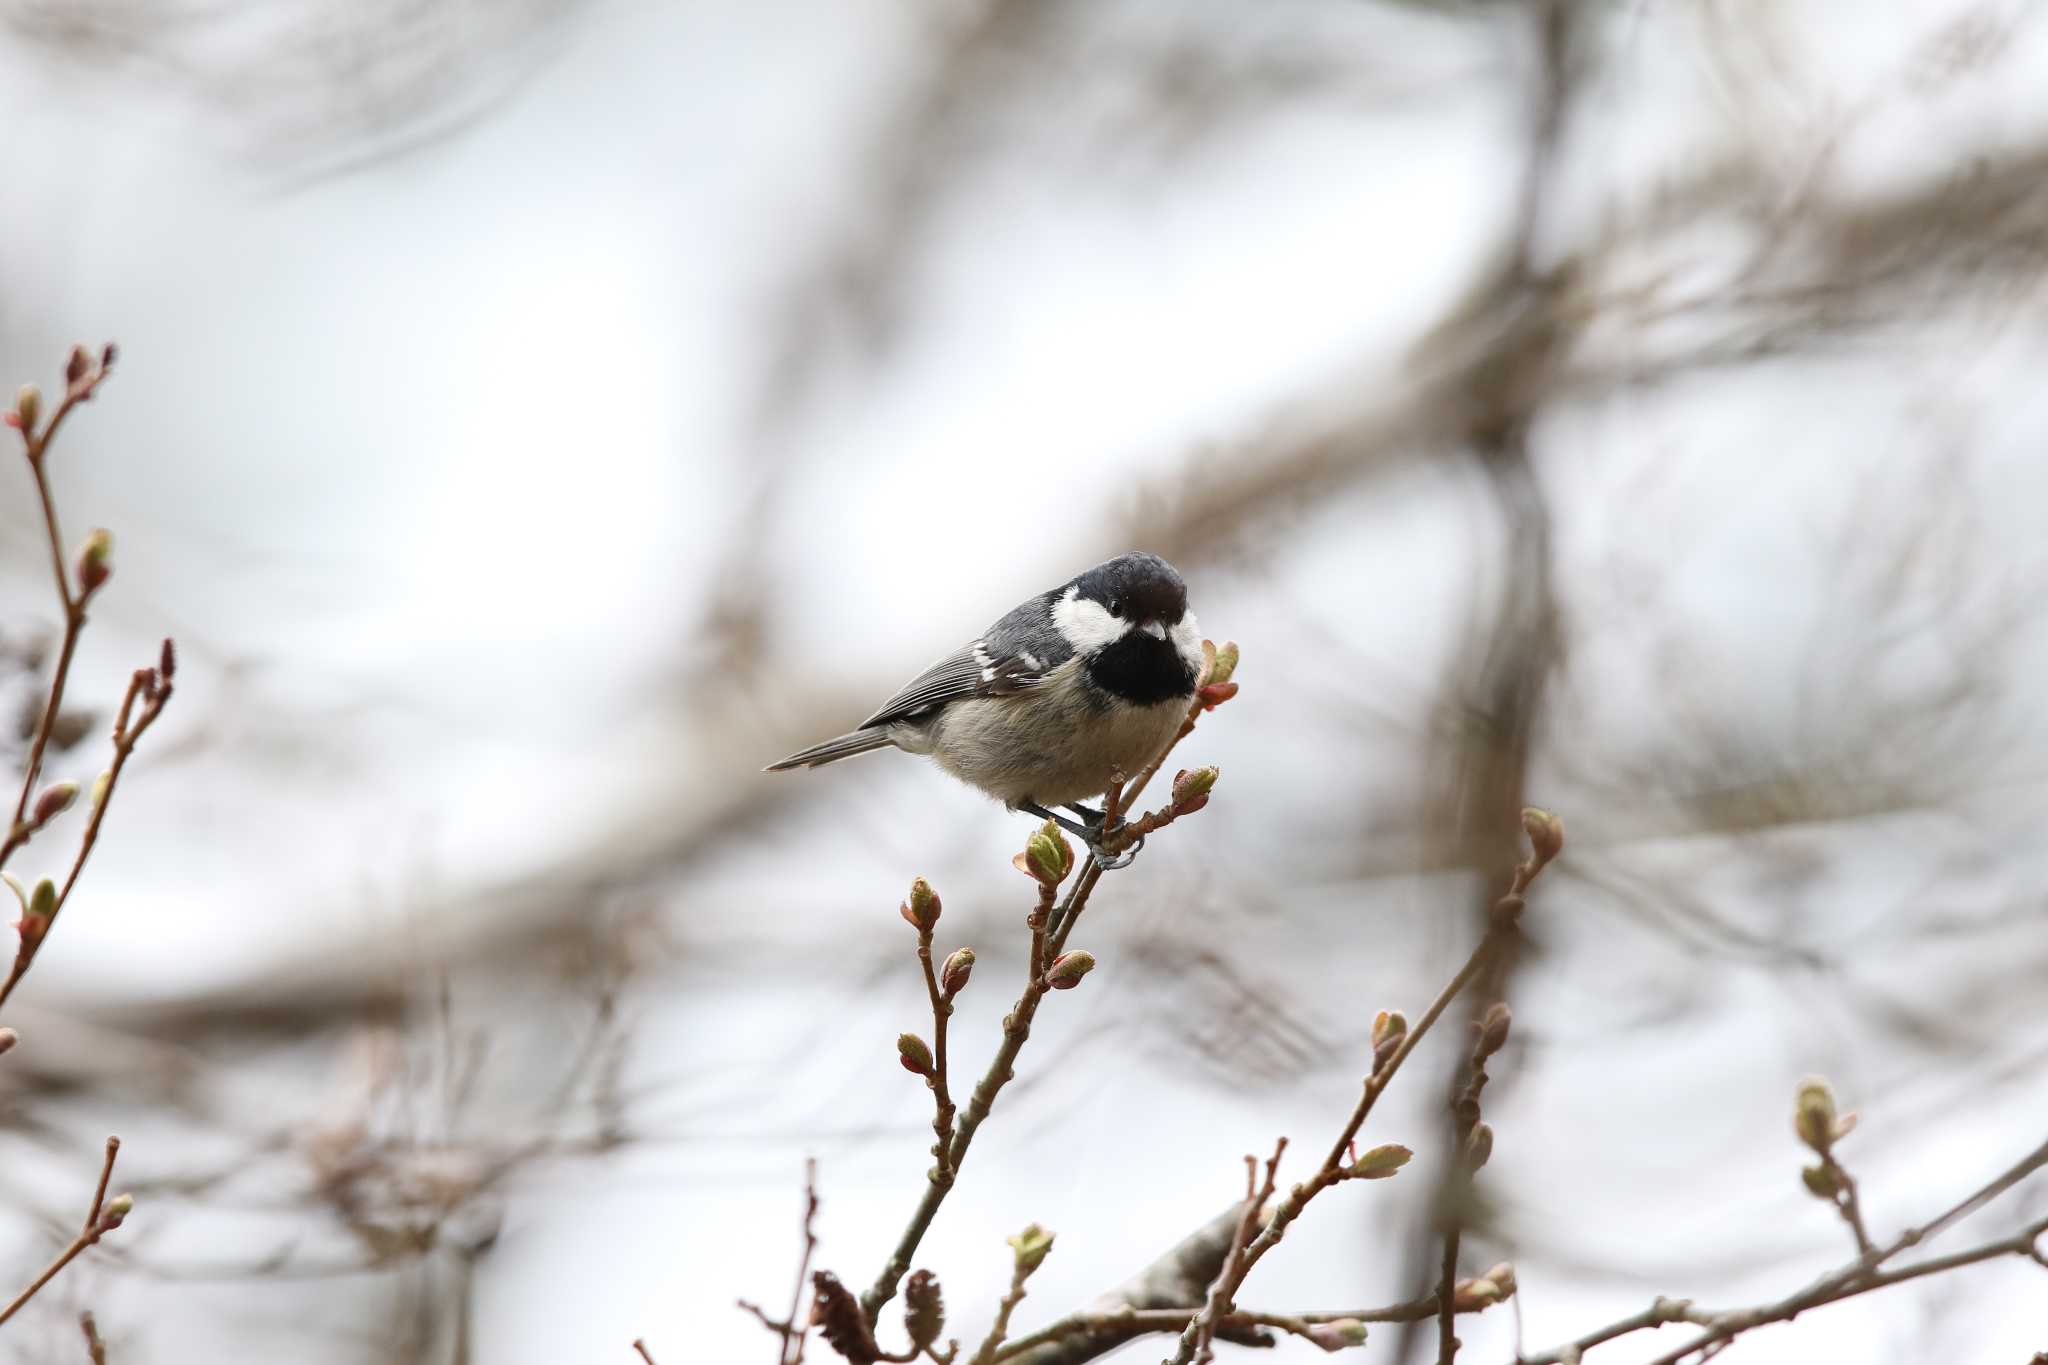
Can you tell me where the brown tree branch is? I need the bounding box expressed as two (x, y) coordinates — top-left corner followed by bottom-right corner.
(1162, 815), (1559, 1365)
(1519, 1133), (2048, 1364)
(0, 1136), (130, 1327)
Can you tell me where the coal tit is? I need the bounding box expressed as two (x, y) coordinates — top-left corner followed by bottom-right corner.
(767, 552), (1204, 865)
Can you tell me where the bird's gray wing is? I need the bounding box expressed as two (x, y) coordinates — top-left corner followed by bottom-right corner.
(858, 640), (1050, 729)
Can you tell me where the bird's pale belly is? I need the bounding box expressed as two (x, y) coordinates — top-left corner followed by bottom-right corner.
(897, 671), (1189, 808)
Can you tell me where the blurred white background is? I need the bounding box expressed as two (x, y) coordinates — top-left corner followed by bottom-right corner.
(2, 1), (2046, 1361)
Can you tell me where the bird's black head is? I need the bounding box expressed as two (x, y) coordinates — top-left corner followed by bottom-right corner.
(1054, 553), (1198, 706)
(1071, 552), (1187, 628)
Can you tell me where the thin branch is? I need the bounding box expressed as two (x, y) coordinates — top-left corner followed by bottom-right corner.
(0, 1135), (128, 1327)
(916, 925), (958, 1175)
(633, 1341), (658, 1365)
(994, 1294), (1490, 1363)
(80, 1310), (108, 1365)
(1819, 1151), (1876, 1261)
(970, 1254), (1041, 1365)
(783, 1159), (820, 1365)
(1163, 824), (1556, 1365)
(1437, 1224), (1463, 1365)
(1520, 1134), (2048, 1364)
(85, 1136), (119, 1226)
(1189, 1140), (1286, 1365)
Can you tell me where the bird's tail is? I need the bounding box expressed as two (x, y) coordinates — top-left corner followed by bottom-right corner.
(764, 728), (896, 771)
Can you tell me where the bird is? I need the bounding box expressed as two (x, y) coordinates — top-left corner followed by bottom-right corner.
(766, 552), (1205, 867)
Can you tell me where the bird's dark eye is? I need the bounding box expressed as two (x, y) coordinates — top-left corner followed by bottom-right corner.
(1108, 599), (1121, 615)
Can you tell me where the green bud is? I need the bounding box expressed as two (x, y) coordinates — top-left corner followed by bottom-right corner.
(26, 878), (56, 920)
(1207, 640), (1241, 687)
(99, 1193), (133, 1228)
(1347, 1144), (1412, 1179)
(900, 877), (941, 933)
(90, 771), (112, 809)
(1017, 821), (1072, 885)
(1006, 1222), (1055, 1275)
(1795, 1077), (1837, 1152)
(14, 384), (39, 434)
(1801, 1163), (1839, 1199)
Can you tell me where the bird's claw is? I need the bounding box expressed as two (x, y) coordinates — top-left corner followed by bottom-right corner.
(1089, 833), (1144, 871)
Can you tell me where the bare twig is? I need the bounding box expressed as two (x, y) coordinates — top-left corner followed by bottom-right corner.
(916, 927), (958, 1174)
(734, 1160), (824, 1364)
(996, 1294), (1496, 1363)
(0, 1136), (130, 1327)
(1162, 815), (1557, 1365)
(970, 1238), (1047, 1365)
(80, 1310), (108, 1364)
(784, 1159), (821, 1365)
(1519, 1134), (2048, 1364)
(1188, 1140), (1286, 1365)
(632, 1341), (657, 1365)
(0, 348), (174, 1017)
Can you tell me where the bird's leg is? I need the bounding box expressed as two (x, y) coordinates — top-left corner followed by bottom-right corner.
(1017, 801), (1143, 871)
(1017, 801), (1097, 842)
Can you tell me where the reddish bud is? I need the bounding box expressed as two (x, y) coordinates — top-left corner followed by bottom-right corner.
(897, 1033), (934, 1077)
(0, 1027), (16, 1055)
(97, 1193), (133, 1230)
(1044, 950), (1096, 990)
(1196, 680), (1239, 711)
(1171, 766), (1219, 814)
(940, 947), (976, 996)
(65, 346), (92, 389)
(100, 343), (119, 372)
(75, 529), (113, 594)
(159, 637), (177, 681)
(32, 781), (78, 827)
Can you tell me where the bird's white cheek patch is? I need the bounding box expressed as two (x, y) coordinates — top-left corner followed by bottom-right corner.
(1051, 585), (1126, 653)
(1171, 613), (1204, 670)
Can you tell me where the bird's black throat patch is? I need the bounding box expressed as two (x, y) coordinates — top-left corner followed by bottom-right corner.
(1083, 633), (1195, 707)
